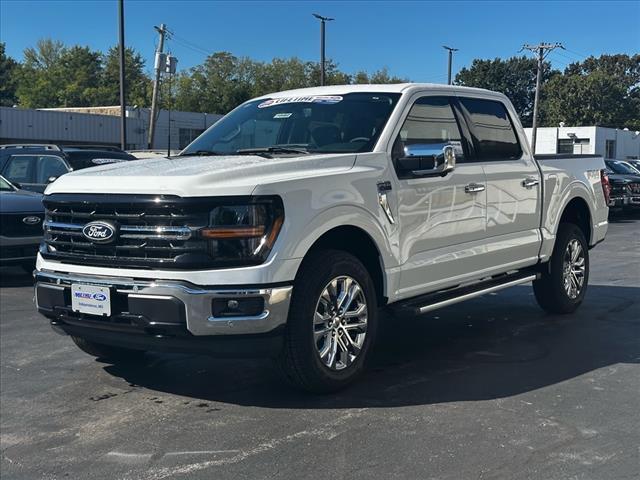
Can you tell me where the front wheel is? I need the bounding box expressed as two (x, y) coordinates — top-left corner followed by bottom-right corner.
(278, 250), (378, 393)
(533, 223), (589, 314)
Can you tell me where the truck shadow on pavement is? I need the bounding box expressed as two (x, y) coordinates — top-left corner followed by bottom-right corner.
(103, 284), (639, 409)
(0, 267), (34, 288)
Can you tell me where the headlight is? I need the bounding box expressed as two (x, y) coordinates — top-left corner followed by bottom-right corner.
(197, 196), (284, 267)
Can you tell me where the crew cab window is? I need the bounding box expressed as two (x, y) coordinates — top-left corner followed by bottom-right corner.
(392, 96), (466, 164)
(4, 155), (34, 183)
(36, 156), (68, 183)
(459, 98), (522, 161)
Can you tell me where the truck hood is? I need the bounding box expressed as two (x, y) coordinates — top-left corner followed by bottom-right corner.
(45, 153), (357, 197)
(607, 173), (640, 184)
(0, 189), (44, 213)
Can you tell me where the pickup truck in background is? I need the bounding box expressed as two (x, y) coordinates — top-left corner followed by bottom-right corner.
(34, 84), (609, 392)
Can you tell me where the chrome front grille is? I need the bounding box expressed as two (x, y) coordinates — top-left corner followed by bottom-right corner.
(42, 194), (214, 269)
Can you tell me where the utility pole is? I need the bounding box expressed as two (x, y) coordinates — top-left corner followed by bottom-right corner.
(312, 13), (334, 86)
(118, 0), (127, 150)
(442, 46), (458, 85)
(148, 23), (168, 149)
(522, 42), (564, 154)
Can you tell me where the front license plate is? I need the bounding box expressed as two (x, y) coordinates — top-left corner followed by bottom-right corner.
(71, 284), (111, 317)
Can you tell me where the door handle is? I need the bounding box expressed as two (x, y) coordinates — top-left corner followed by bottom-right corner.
(464, 183), (485, 194)
(377, 181), (395, 224)
(522, 177), (540, 188)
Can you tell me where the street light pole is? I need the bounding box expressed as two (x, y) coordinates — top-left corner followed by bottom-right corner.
(118, 0), (127, 149)
(442, 46), (458, 85)
(312, 13), (334, 86)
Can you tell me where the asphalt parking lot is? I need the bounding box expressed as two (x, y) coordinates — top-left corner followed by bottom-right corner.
(1, 214), (639, 480)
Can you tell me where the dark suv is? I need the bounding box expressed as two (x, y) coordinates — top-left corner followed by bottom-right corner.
(0, 144), (136, 193)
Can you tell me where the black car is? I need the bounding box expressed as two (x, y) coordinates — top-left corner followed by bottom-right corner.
(604, 160), (640, 211)
(0, 175), (44, 271)
(0, 144), (137, 193)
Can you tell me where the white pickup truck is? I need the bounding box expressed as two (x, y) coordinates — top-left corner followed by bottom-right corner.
(35, 84), (610, 392)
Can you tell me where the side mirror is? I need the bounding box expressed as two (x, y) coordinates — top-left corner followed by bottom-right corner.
(396, 143), (457, 177)
(47, 176), (58, 183)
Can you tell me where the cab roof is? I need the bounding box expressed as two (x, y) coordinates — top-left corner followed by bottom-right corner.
(254, 83), (499, 100)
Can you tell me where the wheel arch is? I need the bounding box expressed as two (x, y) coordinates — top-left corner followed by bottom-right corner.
(558, 195), (593, 245)
(299, 225), (388, 305)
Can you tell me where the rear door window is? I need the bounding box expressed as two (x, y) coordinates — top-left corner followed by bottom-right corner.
(3, 155), (35, 184)
(459, 98), (522, 161)
(36, 155), (69, 183)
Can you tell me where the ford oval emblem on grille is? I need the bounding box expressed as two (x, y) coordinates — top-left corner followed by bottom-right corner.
(22, 216), (41, 225)
(82, 221), (117, 244)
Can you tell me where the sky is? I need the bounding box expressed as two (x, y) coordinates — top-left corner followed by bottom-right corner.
(1, 0), (639, 82)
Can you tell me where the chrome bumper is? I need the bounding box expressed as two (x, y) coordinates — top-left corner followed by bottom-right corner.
(35, 270), (293, 336)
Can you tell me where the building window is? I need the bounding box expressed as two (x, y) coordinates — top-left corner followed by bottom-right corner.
(605, 140), (616, 159)
(179, 128), (204, 149)
(557, 138), (590, 154)
(557, 139), (574, 154)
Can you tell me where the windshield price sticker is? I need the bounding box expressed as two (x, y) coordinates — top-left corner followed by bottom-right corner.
(258, 95), (343, 108)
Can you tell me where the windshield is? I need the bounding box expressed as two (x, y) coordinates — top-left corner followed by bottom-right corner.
(0, 176), (15, 192)
(182, 92), (401, 156)
(606, 160), (639, 175)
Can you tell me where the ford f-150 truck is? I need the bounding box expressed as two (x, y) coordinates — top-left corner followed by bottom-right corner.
(35, 84), (609, 392)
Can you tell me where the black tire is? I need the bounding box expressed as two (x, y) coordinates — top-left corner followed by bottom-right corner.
(71, 336), (145, 362)
(533, 223), (589, 314)
(278, 250), (378, 393)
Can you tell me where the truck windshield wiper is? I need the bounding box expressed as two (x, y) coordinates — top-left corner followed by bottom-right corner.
(178, 150), (226, 157)
(235, 146), (310, 156)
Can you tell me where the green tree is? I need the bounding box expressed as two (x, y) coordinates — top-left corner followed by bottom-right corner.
(58, 46), (104, 106)
(455, 56), (555, 127)
(542, 54), (640, 130)
(23, 38), (65, 69)
(0, 42), (19, 106)
(102, 46), (152, 107)
(16, 38), (68, 107)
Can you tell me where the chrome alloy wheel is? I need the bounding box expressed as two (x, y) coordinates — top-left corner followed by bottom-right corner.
(313, 275), (368, 371)
(563, 239), (586, 299)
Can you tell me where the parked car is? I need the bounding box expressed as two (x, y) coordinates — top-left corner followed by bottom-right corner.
(0, 144), (137, 193)
(34, 84), (609, 392)
(0, 175), (44, 271)
(604, 160), (640, 210)
(624, 159), (640, 174)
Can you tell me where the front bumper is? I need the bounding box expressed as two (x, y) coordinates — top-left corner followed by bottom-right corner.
(628, 195), (640, 206)
(0, 235), (41, 265)
(35, 269), (293, 356)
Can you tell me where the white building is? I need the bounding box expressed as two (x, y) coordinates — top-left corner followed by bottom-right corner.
(524, 126), (640, 160)
(0, 106), (222, 151)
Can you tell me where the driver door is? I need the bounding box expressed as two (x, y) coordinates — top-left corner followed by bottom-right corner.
(392, 95), (489, 299)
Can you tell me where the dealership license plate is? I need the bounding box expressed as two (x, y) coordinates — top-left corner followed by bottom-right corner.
(71, 284), (111, 317)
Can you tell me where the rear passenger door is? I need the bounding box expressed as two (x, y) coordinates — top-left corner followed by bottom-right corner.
(457, 96), (542, 270)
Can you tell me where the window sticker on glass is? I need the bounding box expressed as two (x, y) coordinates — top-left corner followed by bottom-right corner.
(273, 112), (293, 119)
(258, 95), (343, 108)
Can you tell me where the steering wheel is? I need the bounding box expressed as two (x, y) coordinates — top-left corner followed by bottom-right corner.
(349, 137), (370, 143)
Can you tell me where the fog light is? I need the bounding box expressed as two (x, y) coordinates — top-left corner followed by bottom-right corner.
(212, 297), (265, 317)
